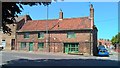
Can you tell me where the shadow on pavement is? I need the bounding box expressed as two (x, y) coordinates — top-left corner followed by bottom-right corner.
(1, 58), (119, 67)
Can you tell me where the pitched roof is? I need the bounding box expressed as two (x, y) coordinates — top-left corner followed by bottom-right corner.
(18, 17), (92, 32)
(15, 15), (32, 22)
(15, 15), (26, 22)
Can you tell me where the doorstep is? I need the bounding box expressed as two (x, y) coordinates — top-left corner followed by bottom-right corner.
(68, 52), (83, 55)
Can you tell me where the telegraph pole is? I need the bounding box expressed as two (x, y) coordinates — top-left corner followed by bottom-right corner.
(46, 5), (49, 52)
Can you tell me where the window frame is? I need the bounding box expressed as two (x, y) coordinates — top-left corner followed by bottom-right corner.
(21, 42), (27, 49)
(24, 33), (30, 39)
(38, 42), (44, 49)
(67, 32), (76, 38)
(38, 32), (44, 39)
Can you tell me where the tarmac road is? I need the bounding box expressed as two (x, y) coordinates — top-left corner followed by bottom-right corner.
(0, 50), (119, 66)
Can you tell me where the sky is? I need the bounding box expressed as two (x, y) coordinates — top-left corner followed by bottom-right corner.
(18, 2), (118, 40)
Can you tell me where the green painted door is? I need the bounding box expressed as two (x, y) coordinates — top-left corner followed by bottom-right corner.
(64, 44), (69, 54)
(29, 42), (33, 51)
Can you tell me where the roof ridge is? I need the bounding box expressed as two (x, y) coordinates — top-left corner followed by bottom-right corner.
(26, 16), (89, 22)
(64, 16), (89, 19)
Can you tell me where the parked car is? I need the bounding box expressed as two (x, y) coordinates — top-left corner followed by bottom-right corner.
(98, 47), (109, 57)
(98, 45), (105, 49)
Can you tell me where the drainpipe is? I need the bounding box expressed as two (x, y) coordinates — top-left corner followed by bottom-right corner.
(90, 30), (92, 55)
(15, 32), (17, 50)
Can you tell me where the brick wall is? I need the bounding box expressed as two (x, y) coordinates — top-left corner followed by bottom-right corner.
(17, 30), (94, 55)
(2, 24), (17, 50)
(1, 15), (31, 50)
(93, 28), (98, 56)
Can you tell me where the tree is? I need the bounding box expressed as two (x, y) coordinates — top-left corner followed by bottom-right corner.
(111, 32), (120, 45)
(1, 2), (51, 34)
(111, 36), (116, 44)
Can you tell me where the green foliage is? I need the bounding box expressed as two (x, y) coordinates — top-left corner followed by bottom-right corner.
(2, 2), (51, 34)
(111, 32), (120, 45)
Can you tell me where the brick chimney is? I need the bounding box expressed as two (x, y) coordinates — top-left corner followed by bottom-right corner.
(59, 9), (63, 20)
(90, 4), (94, 29)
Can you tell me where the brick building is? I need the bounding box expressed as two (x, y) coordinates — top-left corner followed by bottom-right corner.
(98, 39), (112, 48)
(16, 4), (98, 55)
(0, 15), (32, 50)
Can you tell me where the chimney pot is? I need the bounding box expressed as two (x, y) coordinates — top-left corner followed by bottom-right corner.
(90, 4), (94, 29)
(59, 9), (63, 20)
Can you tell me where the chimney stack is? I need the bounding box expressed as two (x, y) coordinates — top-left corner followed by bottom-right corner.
(90, 4), (94, 29)
(59, 9), (63, 20)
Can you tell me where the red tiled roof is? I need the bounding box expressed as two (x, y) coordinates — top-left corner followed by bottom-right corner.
(18, 17), (91, 32)
(98, 40), (112, 46)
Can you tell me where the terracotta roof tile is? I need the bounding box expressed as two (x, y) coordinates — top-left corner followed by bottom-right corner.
(18, 17), (91, 32)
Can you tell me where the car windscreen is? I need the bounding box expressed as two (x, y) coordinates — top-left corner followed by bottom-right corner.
(99, 49), (107, 52)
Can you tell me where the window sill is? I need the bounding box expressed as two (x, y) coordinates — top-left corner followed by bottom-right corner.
(38, 38), (44, 39)
(68, 38), (74, 39)
(24, 38), (29, 39)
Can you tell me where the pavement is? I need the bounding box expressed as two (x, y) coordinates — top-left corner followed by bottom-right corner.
(0, 50), (119, 66)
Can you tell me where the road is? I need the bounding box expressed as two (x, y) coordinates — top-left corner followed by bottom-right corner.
(0, 50), (119, 66)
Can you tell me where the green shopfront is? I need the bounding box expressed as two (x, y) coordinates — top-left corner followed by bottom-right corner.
(64, 43), (79, 54)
